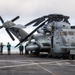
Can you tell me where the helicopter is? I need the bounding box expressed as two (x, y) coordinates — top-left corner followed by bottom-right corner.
(0, 14), (75, 58)
(15, 14), (75, 58)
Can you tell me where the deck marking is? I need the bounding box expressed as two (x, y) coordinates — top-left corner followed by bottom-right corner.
(37, 63), (56, 75)
(26, 58), (56, 75)
(0, 63), (38, 69)
(0, 59), (74, 69)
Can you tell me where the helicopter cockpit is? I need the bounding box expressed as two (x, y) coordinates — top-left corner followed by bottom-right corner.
(60, 30), (74, 36)
(58, 29), (75, 46)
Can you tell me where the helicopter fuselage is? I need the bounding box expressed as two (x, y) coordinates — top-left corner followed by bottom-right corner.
(25, 29), (75, 56)
(25, 34), (51, 53)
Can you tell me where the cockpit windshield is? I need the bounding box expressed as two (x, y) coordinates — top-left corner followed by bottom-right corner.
(60, 31), (74, 36)
(60, 31), (67, 36)
(68, 31), (74, 35)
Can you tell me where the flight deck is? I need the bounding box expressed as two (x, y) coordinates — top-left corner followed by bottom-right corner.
(0, 54), (74, 75)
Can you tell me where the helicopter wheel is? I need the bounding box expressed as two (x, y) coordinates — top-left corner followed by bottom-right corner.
(36, 52), (39, 56)
(25, 46), (29, 55)
(68, 55), (75, 60)
(33, 51), (39, 56)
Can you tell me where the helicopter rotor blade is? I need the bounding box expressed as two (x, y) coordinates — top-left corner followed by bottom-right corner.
(0, 16), (20, 41)
(25, 15), (48, 27)
(11, 16), (20, 22)
(33, 17), (45, 26)
(25, 17), (42, 26)
(0, 16), (4, 23)
(0, 26), (3, 29)
(15, 19), (48, 47)
(5, 28), (15, 41)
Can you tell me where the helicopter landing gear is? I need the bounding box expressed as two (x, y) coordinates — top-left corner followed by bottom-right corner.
(36, 52), (39, 56)
(25, 46), (29, 55)
(33, 50), (39, 56)
(25, 50), (29, 54)
(69, 55), (75, 59)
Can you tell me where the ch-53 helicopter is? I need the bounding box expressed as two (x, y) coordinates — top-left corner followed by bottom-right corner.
(0, 14), (75, 58)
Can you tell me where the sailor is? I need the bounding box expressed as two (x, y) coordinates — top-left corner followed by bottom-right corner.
(19, 43), (24, 55)
(7, 42), (11, 55)
(0, 42), (4, 55)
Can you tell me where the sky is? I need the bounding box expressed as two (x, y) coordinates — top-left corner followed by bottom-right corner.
(0, 0), (75, 46)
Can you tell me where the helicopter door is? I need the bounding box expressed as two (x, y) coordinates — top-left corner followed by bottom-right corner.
(54, 31), (60, 45)
(53, 31), (61, 53)
(60, 31), (67, 45)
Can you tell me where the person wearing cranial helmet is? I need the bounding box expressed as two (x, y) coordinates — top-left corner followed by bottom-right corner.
(7, 42), (11, 55)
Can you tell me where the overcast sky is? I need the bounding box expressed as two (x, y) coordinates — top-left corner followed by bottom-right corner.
(0, 0), (75, 46)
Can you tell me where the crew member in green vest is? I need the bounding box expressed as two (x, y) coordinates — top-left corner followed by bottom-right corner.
(19, 43), (24, 55)
(7, 42), (11, 55)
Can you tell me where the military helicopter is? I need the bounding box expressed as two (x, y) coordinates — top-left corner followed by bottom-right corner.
(0, 14), (75, 58)
(15, 14), (75, 58)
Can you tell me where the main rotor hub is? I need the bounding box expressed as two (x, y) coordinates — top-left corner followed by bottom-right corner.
(48, 14), (69, 23)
